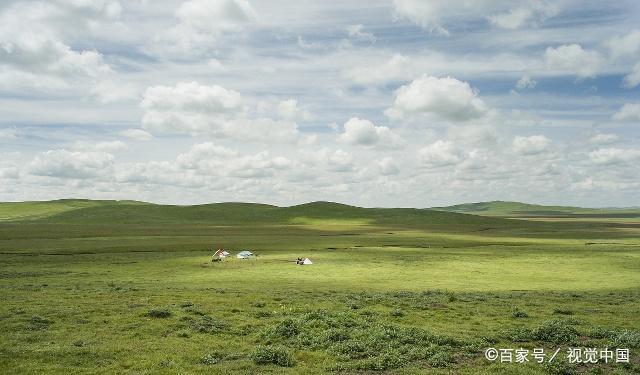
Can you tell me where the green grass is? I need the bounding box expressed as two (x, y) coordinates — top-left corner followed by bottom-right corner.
(1, 200), (639, 374)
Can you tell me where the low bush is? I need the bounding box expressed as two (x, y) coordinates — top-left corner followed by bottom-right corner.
(511, 306), (529, 318)
(250, 345), (295, 367)
(147, 308), (171, 318)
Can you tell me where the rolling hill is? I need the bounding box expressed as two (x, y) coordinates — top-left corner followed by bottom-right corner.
(0, 199), (522, 228)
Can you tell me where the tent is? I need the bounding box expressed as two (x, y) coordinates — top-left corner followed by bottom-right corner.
(221, 250), (230, 256)
(302, 258), (313, 265)
(237, 251), (254, 259)
(213, 249), (227, 258)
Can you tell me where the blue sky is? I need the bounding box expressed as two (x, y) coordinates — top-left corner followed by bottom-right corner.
(0, 0), (639, 207)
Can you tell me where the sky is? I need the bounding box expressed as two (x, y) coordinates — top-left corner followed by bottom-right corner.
(0, 0), (639, 208)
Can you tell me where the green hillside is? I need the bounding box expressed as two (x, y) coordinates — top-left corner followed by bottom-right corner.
(434, 200), (640, 218)
(0, 199), (148, 221)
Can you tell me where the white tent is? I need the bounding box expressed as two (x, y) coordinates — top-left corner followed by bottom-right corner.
(302, 258), (313, 265)
(221, 251), (230, 256)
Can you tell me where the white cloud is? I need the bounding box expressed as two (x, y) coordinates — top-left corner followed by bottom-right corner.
(386, 75), (489, 122)
(589, 148), (640, 165)
(607, 30), (640, 59)
(338, 117), (403, 148)
(208, 58), (227, 72)
(515, 75), (537, 90)
(154, 0), (257, 56)
(512, 135), (551, 155)
(588, 133), (618, 145)
(141, 81), (300, 142)
(544, 44), (603, 78)
(376, 157), (400, 175)
(612, 103), (640, 121)
(90, 80), (138, 104)
(393, 0), (558, 35)
(30, 149), (114, 179)
(0, 127), (18, 140)
(0, 1), (118, 92)
(312, 149), (355, 173)
(419, 140), (464, 167)
(119, 129), (153, 141)
(346, 24), (376, 43)
(72, 140), (127, 152)
(346, 54), (413, 85)
(623, 62), (640, 88)
(487, 2), (558, 29)
(277, 99), (311, 121)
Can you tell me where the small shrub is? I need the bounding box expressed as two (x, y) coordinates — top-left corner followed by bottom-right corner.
(428, 350), (453, 368)
(254, 310), (272, 318)
(176, 330), (190, 338)
(180, 301), (194, 308)
(390, 308), (405, 317)
(190, 315), (225, 333)
(264, 319), (300, 341)
(147, 308), (171, 318)
(27, 315), (52, 330)
(200, 353), (221, 365)
(250, 345), (295, 367)
(553, 308), (574, 315)
(511, 306), (529, 318)
(253, 302), (266, 308)
(534, 319), (578, 344)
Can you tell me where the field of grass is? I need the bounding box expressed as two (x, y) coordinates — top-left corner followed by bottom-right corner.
(1, 200), (639, 374)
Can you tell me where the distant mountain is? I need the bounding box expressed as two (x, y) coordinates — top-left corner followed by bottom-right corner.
(433, 201), (640, 218)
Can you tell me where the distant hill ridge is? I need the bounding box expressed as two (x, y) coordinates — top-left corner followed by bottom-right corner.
(434, 200), (640, 217)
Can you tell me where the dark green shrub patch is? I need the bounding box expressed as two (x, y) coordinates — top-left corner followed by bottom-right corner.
(250, 345), (295, 367)
(147, 308), (171, 318)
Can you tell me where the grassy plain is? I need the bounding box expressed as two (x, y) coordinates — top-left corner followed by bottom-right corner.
(1, 200), (639, 374)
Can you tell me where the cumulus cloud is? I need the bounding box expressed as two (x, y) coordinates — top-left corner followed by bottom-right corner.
(512, 135), (551, 155)
(312, 149), (355, 173)
(277, 99), (311, 121)
(72, 140), (127, 152)
(30, 150), (114, 179)
(154, 0), (257, 56)
(607, 30), (640, 59)
(346, 24), (376, 43)
(419, 140), (464, 167)
(140, 81), (299, 142)
(376, 157), (400, 176)
(393, 0), (558, 35)
(544, 44), (603, 78)
(386, 75), (489, 123)
(346, 54), (413, 85)
(487, 2), (558, 29)
(90, 80), (139, 104)
(589, 148), (640, 165)
(338, 117), (403, 148)
(0, 1), (117, 92)
(623, 62), (640, 88)
(612, 103), (640, 121)
(515, 75), (537, 90)
(0, 127), (18, 140)
(119, 129), (153, 141)
(589, 133), (618, 145)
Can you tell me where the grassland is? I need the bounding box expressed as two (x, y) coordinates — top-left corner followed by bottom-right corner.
(1, 200), (639, 374)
